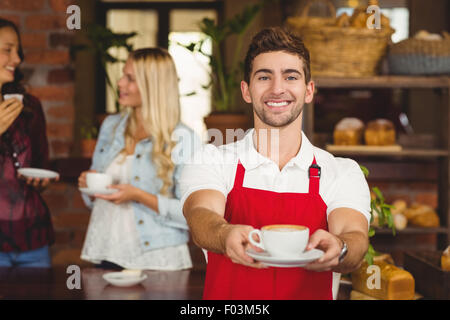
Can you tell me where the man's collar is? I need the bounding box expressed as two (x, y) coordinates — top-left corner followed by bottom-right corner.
(239, 129), (314, 171)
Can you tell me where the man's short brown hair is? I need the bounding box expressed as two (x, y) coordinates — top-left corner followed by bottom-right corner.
(244, 27), (311, 84)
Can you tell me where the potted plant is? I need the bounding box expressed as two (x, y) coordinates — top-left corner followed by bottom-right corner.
(360, 165), (396, 265)
(331, 165), (395, 298)
(71, 24), (137, 123)
(80, 120), (99, 158)
(181, 1), (272, 143)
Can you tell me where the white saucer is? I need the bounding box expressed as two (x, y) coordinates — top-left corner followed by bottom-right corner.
(246, 248), (324, 268)
(102, 272), (147, 287)
(18, 168), (59, 180)
(79, 187), (117, 196)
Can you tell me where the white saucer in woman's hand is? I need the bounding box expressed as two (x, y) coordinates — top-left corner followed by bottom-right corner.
(79, 187), (117, 197)
(18, 168), (60, 180)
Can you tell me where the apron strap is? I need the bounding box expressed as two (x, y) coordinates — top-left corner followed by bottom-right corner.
(308, 157), (321, 195)
(234, 161), (246, 188)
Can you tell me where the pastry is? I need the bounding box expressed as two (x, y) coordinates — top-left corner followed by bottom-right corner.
(364, 119), (396, 146)
(336, 13), (351, 28)
(414, 30), (443, 41)
(351, 260), (415, 300)
(350, 11), (367, 28)
(404, 203), (440, 227)
(333, 117), (365, 145)
(349, 0), (392, 30)
(442, 246), (450, 271)
(373, 253), (395, 265)
(391, 199), (407, 215)
(370, 208), (379, 227)
(393, 213), (407, 230)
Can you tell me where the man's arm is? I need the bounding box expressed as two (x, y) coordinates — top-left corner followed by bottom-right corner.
(183, 189), (265, 268)
(304, 208), (369, 274)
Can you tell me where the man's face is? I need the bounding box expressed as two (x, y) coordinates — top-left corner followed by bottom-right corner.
(241, 51), (314, 128)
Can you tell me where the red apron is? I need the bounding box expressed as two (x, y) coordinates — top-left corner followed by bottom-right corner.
(203, 157), (333, 300)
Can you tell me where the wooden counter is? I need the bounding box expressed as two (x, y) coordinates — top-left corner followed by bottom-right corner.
(0, 266), (355, 300)
(0, 267), (204, 300)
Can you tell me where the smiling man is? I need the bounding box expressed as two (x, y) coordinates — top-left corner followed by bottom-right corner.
(180, 27), (371, 300)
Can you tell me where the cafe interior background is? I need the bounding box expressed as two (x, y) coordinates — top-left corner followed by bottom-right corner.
(1, 0), (449, 299)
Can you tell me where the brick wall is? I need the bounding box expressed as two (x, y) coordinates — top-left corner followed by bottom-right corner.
(42, 179), (92, 267)
(0, 0), (77, 159)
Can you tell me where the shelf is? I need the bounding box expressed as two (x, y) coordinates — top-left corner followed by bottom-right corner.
(373, 227), (449, 235)
(314, 76), (450, 89)
(326, 148), (449, 158)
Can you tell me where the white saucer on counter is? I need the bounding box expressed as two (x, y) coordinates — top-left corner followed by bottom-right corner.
(102, 271), (147, 287)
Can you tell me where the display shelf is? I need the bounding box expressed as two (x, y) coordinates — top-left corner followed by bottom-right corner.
(326, 148), (449, 158)
(314, 76), (450, 89)
(306, 76), (450, 250)
(373, 227), (449, 235)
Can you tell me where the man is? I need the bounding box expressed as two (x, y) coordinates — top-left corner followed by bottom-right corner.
(180, 27), (371, 300)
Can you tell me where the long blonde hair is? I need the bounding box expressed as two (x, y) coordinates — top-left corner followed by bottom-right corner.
(123, 48), (180, 196)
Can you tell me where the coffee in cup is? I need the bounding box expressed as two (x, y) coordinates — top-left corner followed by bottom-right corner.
(248, 224), (309, 258)
(86, 172), (113, 190)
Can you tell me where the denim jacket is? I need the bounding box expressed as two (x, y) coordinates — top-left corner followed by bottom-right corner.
(81, 112), (202, 252)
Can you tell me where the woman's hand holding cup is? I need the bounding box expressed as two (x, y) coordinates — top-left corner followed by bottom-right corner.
(78, 170), (97, 189)
(0, 98), (24, 136)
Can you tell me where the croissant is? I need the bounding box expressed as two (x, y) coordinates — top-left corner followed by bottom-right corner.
(442, 246), (450, 271)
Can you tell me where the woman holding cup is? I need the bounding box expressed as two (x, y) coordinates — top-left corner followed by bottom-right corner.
(78, 48), (201, 271)
(0, 18), (57, 267)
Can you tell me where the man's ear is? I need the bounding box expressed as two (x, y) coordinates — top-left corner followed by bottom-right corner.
(304, 80), (315, 104)
(241, 80), (252, 104)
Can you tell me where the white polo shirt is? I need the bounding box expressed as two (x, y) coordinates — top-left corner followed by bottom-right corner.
(180, 129), (371, 225)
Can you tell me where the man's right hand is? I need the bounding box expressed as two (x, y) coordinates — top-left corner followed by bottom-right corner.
(183, 189), (266, 269)
(222, 224), (267, 269)
(0, 98), (24, 136)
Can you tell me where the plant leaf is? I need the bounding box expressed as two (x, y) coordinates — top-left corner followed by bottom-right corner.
(372, 187), (384, 202)
(360, 165), (370, 178)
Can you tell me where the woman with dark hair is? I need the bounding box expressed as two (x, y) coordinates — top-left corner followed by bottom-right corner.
(0, 18), (57, 267)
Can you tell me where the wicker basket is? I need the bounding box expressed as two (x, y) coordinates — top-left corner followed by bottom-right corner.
(388, 37), (450, 75)
(286, 0), (394, 78)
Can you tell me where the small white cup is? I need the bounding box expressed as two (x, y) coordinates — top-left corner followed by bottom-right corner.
(249, 224), (309, 258)
(86, 173), (113, 190)
(3, 94), (24, 103)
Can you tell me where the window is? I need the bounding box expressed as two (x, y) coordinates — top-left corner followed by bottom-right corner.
(99, 1), (221, 139)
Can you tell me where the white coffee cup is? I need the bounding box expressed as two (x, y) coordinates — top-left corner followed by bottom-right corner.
(86, 172), (113, 190)
(248, 224), (309, 258)
(4, 94), (24, 103)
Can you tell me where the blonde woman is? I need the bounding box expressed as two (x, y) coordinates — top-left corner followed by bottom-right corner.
(78, 48), (201, 270)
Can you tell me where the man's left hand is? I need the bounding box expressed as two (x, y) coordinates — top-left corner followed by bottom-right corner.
(303, 229), (343, 272)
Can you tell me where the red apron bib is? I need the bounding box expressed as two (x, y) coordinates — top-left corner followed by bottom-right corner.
(203, 157), (333, 300)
